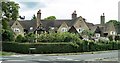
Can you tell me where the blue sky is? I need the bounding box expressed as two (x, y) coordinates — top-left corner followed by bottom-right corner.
(12, 0), (120, 24)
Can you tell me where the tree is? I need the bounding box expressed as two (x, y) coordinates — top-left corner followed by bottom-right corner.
(25, 33), (36, 42)
(2, 29), (15, 41)
(15, 35), (25, 42)
(2, 2), (19, 29)
(2, 2), (20, 21)
(44, 16), (56, 20)
(31, 14), (36, 20)
(106, 20), (120, 34)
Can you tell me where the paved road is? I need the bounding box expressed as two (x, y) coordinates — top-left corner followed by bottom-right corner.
(1, 50), (119, 63)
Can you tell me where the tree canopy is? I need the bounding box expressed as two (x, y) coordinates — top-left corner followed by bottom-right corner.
(2, 1), (20, 41)
(44, 16), (56, 20)
(2, 2), (20, 21)
(2, 2), (19, 29)
(31, 14), (37, 21)
(106, 20), (120, 33)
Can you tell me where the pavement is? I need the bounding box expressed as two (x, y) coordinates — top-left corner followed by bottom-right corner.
(1, 50), (119, 63)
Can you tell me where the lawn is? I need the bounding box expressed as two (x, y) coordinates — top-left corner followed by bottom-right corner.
(0, 51), (16, 56)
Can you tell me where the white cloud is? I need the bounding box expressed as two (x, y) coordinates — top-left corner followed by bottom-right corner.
(13, 0), (119, 24)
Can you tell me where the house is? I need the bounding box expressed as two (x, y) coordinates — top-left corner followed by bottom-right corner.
(9, 10), (118, 38)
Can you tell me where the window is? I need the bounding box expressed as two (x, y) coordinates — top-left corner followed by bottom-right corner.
(110, 31), (116, 35)
(30, 27), (33, 30)
(95, 33), (100, 37)
(51, 27), (55, 30)
(77, 28), (84, 33)
(14, 28), (20, 32)
(61, 28), (67, 32)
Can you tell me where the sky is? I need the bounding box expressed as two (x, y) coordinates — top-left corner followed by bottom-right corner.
(11, 0), (120, 24)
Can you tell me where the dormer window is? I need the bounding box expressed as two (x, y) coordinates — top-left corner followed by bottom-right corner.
(30, 27), (33, 30)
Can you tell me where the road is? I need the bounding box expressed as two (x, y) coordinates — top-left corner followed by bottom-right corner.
(1, 50), (119, 63)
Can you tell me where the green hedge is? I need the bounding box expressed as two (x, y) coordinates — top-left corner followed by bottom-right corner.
(2, 42), (82, 54)
(2, 41), (120, 54)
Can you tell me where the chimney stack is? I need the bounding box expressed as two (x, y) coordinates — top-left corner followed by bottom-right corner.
(72, 10), (77, 19)
(37, 9), (41, 27)
(100, 13), (105, 25)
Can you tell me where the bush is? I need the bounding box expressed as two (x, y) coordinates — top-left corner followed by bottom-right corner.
(2, 29), (15, 41)
(25, 33), (36, 43)
(15, 35), (25, 42)
(115, 36), (120, 41)
(2, 42), (82, 54)
(2, 41), (120, 54)
(38, 32), (81, 42)
(108, 35), (113, 41)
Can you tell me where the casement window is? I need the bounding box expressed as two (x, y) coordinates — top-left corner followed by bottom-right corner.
(14, 28), (20, 32)
(30, 27), (33, 30)
(77, 28), (84, 33)
(51, 27), (55, 30)
(110, 31), (116, 35)
(95, 33), (100, 37)
(61, 28), (67, 32)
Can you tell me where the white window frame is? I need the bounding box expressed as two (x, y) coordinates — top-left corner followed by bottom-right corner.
(61, 28), (67, 32)
(110, 31), (116, 35)
(51, 27), (55, 30)
(95, 33), (100, 37)
(14, 28), (20, 32)
(77, 28), (84, 33)
(30, 27), (33, 30)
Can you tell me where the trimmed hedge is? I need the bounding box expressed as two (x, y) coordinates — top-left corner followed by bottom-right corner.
(2, 42), (82, 54)
(2, 41), (120, 54)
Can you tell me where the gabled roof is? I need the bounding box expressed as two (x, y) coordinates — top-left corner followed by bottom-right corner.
(19, 20), (37, 32)
(95, 22), (116, 33)
(68, 26), (78, 33)
(41, 19), (74, 31)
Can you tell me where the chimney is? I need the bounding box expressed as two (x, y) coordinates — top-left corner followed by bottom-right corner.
(100, 13), (105, 25)
(37, 9), (41, 27)
(72, 10), (77, 19)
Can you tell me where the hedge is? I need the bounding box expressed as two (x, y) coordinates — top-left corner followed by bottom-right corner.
(2, 41), (120, 54)
(2, 42), (82, 54)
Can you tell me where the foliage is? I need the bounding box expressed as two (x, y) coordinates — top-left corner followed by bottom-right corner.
(115, 36), (120, 41)
(2, 19), (9, 29)
(2, 41), (120, 54)
(44, 16), (56, 20)
(0, 51), (16, 56)
(31, 14), (37, 20)
(2, 29), (15, 41)
(108, 35), (113, 41)
(24, 33), (36, 43)
(38, 32), (81, 42)
(106, 20), (120, 34)
(15, 35), (25, 42)
(2, 2), (20, 21)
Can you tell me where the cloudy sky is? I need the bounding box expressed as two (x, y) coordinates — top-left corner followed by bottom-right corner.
(11, 0), (119, 24)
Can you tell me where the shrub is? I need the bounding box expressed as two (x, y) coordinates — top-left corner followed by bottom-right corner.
(108, 35), (114, 41)
(115, 36), (120, 41)
(2, 41), (120, 54)
(38, 32), (81, 42)
(2, 29), (15, 41)
(15, 35), (25, 42)
(25, 33), (36, 43)
(2, 42), (82, 54)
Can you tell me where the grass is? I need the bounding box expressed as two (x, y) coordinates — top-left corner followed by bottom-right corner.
(0, 51), (16, 56)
